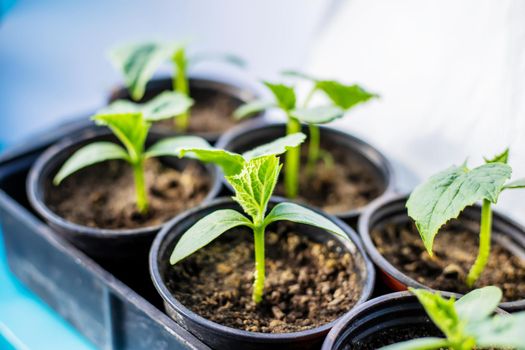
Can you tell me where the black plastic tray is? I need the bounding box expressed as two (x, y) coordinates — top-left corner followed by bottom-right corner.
(0, 115), (210, 350)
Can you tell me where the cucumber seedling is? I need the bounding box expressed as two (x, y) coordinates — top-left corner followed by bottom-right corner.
(234, 73), (377, 197)
(406, 149), (525, 287)
(168, 132), (350, 303)
(53, 92), (197, 214)
(110, 41), (244, 131)
(380, 286), (525, 350)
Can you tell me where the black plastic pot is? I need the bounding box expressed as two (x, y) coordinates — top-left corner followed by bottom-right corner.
(321, 291), (507, 350)
(150, 197), (376, 350)
(215, 122), (395, 226)
(109, 74), (268, 143)
(27, 127), (222, 261)
(358, 193), (525, 311)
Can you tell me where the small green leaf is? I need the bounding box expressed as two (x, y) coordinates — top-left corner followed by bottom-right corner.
(503, 178), (525, 190)
(263, 81), (296, 111)
(53, 142), (129, 185)
(406, 163), (512, 254)
(243, 133), (306, 161)
(316, 80), (378, 110)
(141, 91), (193, 121)
(455, 286), (501, 323)
(291, 106), (344, 124)
(263, 202), (348, 241)
(468, 312), (525, 349)
(110, 42), (176, 100)
(178, 148), (245, 176)
(226, 156), (281, 223)
(484, 148), (509, 164)
(145, 136), (212, 159)
(190, 52), (246, 68)
(92, 112), (150, 162)
(233, 100), (275, 120)
(280, 69), (318, 81)
(378, 337), (450, 350)
(170, 209), (252, 265)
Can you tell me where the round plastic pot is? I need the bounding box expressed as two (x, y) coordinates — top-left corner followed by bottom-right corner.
(215, 122), (395, 226)
(321, 291), (508, 350)
(108, 74), (268, 143)
(27, 127), (222, 261)
(149, 197), (376, 350)
(358, 193), (525, 311)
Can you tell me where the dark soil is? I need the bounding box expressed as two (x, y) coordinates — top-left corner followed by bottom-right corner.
(46, 158), (211, 229)
(155, 90), (241, 134)
(275, 143), (384, 215)
(165, 223), (366, 333)
(372, 218), (525, 302)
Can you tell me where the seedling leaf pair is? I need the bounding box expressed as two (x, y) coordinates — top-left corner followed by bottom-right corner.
(380, 287), (525, 350)
(169, 132), (349, 303)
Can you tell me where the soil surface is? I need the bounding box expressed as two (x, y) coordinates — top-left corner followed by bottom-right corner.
(275, 143), (384, 215)
(155, 90), (241, 134)
(46, 158), (212, 229)
(165, 222), (366, 333)
(372, 218), (525, 302)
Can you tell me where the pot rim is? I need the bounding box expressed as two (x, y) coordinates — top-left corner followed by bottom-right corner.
(149, 196), (376, 343)
(215, 121), (396, 219)
(26, 127), (222, 238)
(358, 192), (525, 310)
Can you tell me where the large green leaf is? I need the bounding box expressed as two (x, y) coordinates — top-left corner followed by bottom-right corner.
(379, 337), (450, 350)
(263, 202), (348, 241)
(226, 156), (281, 224)
(110, 42), (176, 100)
(92, 112), (149, 162)
(406, 163), (512, 254)
(145, 136), (212, 159)
(242, 133), (306, 161)
(291, 106), (344, 124)
(468, 312), (525, 349)
(263, 81), (296, 111)
(315, 80), (377, 110)
(455, 286), (501, 323)
(178, 148), (245, 176)
(233, 100), (275, 120)
(169, 209), (252, 265)
(53, 142), (129, 185)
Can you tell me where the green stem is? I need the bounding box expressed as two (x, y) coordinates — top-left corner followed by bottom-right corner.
(466, 199), (492, 287)
(172, 52), (190, 132)
(252, 225), (266, 303)
(307, 124), (320, 176)
(132, 160), (148, 214)
(285, 115), (301, 198)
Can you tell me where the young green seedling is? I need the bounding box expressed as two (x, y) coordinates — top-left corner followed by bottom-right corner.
(167, 132), (350, 303)
(234, 74), (377, 197)
(406, 149), (525, 287)
(110, 41), (244, 131)
(380, 286), (525, 350)
(53, 92), (198, 215)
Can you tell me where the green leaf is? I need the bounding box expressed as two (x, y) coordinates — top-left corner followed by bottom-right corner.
(263, 81), (296, 111)
(503, 178), (525, 190)
(406, 163), (512, 254)
(378, 337), (450, 350)
(145, 136), (212, 159)
(110, 42), (176, 100)
(178, 148), (245, 176)
(226, 156), (281, 223)
(315, 80), (378, 110)
(291, 105), (345, 124)
(484, 148), (509, 164)
(263, 202), (348, 241)
(233, 100), (275, 120)
(455, 286), (501, 323)
(468, 312), (525, 349)
(92, 112), (150, 162)
(190, 52), (246, 68)
(242, 133), (306, 161)
(280, 69), (318, 81)
(169, 209), (252, 265)
(410, 289), (463, 342)
(53, 142), (129, 185)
